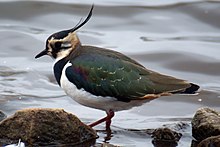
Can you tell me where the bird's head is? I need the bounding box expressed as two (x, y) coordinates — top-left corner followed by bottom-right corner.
(35, 5), (94, 60)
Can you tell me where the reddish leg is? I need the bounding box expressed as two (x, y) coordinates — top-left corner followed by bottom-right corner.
(105, 110), (114, 130)
(89, 110), (115, 129)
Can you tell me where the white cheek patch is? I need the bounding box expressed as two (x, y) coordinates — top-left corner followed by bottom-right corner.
(61, 42), (72, 48)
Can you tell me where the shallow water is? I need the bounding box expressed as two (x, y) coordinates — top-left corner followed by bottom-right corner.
(0, 0), (220, 146)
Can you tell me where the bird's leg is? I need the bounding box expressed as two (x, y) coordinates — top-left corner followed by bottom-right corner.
(88, 116), (107, 128)
(88, 110), (115, 129)
(105, 110), (114, 130)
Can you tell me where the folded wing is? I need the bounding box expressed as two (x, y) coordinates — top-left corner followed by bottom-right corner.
(65, 46), (198, 102)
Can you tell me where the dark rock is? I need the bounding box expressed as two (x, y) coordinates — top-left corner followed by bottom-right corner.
(95, 143), (118, 147)
(191, 139), (199, 147)
(151, 127), (182, 147)
(0, 110), (7, 121)
(0, 108), (96, 146)
(197, 135), (220, 147)
(191, 107), (220, 141)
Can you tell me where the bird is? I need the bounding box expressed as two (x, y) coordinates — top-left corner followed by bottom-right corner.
(35, 5), (199, 130)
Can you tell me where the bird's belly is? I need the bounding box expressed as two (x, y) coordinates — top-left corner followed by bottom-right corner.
(60, 66), (150, 112)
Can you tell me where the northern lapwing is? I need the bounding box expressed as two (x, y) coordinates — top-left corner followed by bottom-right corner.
(35, 5), (199, 129)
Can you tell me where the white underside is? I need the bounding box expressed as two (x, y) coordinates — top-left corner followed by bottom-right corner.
(60, 62), (151, 112)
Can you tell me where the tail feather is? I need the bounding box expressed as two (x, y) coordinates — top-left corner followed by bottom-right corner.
(181, 83), (200, 94)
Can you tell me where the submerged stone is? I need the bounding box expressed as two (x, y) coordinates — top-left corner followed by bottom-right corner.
(197, 135), (220, 147)
(0, 110), (7, 121)
(0, 108), (96, 146)
(151, 127), (182, 147)
(191, 107), (220, 141)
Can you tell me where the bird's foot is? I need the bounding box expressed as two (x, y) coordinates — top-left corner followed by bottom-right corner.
(104, 127), (112, 142)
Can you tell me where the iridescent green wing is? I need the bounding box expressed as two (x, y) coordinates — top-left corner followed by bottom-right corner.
(66, 46), (190, 102)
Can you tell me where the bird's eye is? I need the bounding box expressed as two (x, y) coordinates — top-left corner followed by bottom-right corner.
(54, 42), (62, 49)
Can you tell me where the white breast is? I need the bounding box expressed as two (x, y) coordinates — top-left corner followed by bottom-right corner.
(60, 62), (151, 112)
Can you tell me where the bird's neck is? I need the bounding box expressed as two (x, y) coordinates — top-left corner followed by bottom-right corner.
(53, 40), (82, 86)
(66, 42), (82, 60)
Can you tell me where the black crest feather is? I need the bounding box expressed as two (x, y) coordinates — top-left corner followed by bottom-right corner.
(70, 4), (94, 32)
(47, 5), (94, 40)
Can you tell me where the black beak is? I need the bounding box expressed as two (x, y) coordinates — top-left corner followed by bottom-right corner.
(35, 49), (48, 59)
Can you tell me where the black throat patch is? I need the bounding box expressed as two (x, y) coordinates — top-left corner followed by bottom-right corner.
(53, 58), (69, 86)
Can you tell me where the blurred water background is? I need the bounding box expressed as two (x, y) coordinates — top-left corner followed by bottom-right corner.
(0, 0), (220, 146)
